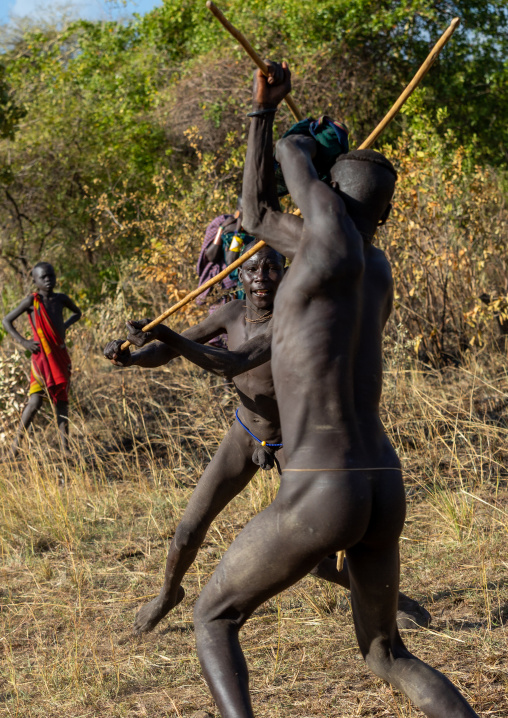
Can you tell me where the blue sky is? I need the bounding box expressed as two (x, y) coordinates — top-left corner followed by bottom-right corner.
(0, 0), (162, 26)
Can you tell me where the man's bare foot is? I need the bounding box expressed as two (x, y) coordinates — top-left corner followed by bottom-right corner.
(396, 593), (431, 630)
(133, 585), (185, 634)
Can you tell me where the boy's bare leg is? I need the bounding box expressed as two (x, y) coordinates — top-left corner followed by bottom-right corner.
(9, 393), (44, 457)
(55, 400), (70, 456)
(134, 420), (259, 634)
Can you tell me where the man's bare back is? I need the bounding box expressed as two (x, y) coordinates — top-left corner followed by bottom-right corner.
(171, 62), (479, 718)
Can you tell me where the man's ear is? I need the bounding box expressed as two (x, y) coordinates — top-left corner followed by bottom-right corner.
(238, 267), (243, 282)
(378, 203), (392, 227)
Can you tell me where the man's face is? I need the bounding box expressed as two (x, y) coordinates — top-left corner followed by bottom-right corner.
(33, 265), (56, 292)
(240, 248), (285, 310)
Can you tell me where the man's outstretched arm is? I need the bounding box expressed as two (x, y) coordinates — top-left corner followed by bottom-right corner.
(242, 62), (303, 261)
(126, 322), (272, 379)
(103, 301), (238, 369)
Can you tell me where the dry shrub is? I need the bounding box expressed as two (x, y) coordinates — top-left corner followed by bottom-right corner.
(158, 52), (252, 154)
(0, 349), (28, 441)
(89, 126), (249, 330)
(382, 130), (508, 365)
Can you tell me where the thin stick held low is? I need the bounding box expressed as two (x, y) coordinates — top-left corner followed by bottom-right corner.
(120, 241), (265, 351)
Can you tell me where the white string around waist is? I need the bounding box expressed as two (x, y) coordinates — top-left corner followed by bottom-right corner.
(283, 467), (402, 472)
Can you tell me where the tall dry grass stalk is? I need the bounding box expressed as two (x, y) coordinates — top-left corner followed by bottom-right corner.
(0, 332), (507, 716)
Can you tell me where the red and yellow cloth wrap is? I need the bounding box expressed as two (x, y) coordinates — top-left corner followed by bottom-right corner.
(28, 293), (71, 403)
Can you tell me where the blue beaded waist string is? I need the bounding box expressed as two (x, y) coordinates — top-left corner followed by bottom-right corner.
(235, 408), (283, 448)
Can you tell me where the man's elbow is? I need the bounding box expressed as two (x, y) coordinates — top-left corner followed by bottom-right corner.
(274, 136), (294, 164)
(241, 208), (262, 237)
(275, 135), (316, 163)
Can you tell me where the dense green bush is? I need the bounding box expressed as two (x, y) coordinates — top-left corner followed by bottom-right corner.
(0, 0), (506, 361)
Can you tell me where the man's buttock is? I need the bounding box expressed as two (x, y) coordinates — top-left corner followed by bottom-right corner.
(282, 433), (364, 473)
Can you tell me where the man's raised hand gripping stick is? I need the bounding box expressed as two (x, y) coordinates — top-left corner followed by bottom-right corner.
(206, 1), (302, 122)
(117, 15), (459, 350)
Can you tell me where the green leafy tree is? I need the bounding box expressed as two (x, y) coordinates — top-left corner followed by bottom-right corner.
(0, 0), (506, 312)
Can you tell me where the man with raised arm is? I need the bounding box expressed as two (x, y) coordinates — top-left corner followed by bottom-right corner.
(104, 242), (285, 632)
(151, 63), (478, 717)
(116, 237), (430, 634)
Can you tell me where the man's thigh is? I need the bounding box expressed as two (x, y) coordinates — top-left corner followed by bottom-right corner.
(179, 420), (259, 523)
(346, 539), (402, 658)
(194, 471), (372, 625)
(345, 468), (406, 651)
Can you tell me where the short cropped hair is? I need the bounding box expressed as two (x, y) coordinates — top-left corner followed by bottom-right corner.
(32, 261), (54, 276)
(336, 149), (398, 180)
(242, 240), (286, 266)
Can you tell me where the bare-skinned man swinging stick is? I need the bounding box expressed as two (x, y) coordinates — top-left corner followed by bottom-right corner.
(137, 62), (478, 717)
(116, 12), (459, 352)
(105, 243), (288, 631)
(105, 242), (430, 633)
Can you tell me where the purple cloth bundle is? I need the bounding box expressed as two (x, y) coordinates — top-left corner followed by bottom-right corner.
(196, 214), (238, 304)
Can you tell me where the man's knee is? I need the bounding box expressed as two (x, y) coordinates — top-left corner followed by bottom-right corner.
(364, 636), (409, 683)
(193, 587), (219, 632)
(193, 587), (243, 632)
(174, 520), (207, 553)
(193, 591), (210, 630)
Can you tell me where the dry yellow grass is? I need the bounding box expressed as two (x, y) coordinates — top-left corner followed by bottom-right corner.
(0, 338), (507, 717)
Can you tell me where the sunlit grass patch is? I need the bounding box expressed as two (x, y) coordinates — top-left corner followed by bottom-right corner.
(0, 349), (507, 716)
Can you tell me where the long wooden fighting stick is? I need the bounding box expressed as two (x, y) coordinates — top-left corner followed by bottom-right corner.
(359, 16), (460, 150)
(119, 14), (459, 352)
(206, 1), (303, 122)
(119, 240), (265, 350)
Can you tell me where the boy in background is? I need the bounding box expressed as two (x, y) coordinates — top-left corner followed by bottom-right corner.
(2, 262), (81, 457)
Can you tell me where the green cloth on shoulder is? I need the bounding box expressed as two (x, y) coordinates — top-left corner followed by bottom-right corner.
(275, 115), (349, 196)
